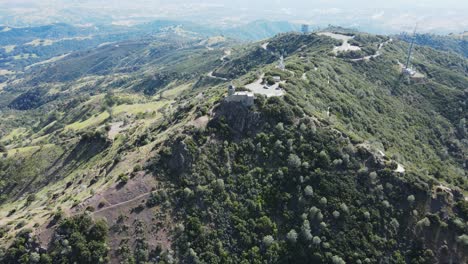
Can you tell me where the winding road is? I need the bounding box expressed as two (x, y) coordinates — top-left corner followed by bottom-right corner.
(350, 38), (393, 62)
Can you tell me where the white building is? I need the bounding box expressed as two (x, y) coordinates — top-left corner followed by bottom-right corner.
(225, 85), (255, 106)
(403, 67), (416, 76)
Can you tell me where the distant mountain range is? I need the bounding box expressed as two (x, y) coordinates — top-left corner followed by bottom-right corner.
(395, 32), (467, 58)
(0, 20), (301, 74)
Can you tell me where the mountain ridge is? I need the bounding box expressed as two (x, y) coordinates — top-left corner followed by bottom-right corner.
(0, 29), (467, 263)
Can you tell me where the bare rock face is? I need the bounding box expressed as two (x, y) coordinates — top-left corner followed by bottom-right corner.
(209, 101), (262, 138)
(168, 140), (192, 174)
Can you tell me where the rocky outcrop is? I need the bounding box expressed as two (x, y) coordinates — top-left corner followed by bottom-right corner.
(209, 101), (262, 138)
(167, 140), (192, 175)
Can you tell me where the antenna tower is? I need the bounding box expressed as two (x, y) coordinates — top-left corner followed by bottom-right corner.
(278, 55), (285, 71)
(404, 24), (418, 70)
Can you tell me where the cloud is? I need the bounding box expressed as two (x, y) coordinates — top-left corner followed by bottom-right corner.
(371, 11), (385, 20)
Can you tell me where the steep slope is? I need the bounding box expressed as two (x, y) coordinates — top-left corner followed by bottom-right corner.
(0, 31), (467, 263)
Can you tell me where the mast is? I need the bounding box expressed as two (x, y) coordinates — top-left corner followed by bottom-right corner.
(405, 25), (418, 69)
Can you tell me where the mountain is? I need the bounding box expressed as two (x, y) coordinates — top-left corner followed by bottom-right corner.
(396, 32), (468, 58)
(0, 29), (467, 263)
(0, 20), (299, 75)
(223, 20), (301, 40)
(135, 20), (302, 40)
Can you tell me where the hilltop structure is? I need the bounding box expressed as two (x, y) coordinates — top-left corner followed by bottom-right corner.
(225, 84), (254, 106)
(401, 24), (425, 81)
(278, 55), (285, 71)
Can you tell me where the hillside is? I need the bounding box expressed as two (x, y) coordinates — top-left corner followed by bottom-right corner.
(0, 20), (299, 77)
(0, 30), (467, 263)
(396, 32), (468, 58)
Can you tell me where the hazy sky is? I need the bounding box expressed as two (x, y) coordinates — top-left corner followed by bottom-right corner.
(0, 0), (467, 33)
(2, 0), (467, 9)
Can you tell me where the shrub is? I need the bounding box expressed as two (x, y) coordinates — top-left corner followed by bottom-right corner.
(118, 174), (129, 184)
(15, 220), (27, 229)
(146, 190), (168, 207)
(133, 164), (143, 172)
(26, 194), (36, 205)
(0, 226), (7, 238)
(50, 208), (64, 225)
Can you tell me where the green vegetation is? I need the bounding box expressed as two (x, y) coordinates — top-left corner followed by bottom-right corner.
(0, 214), (108, 264)
(396, 32), (467, 57)
(65, 111), (110, 130)
(150, 93), (466, 262)
(0, 29), (466, 263)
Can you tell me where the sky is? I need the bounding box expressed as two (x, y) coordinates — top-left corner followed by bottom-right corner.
(0, 0), (467, 33)
(2, 0), (467, 8)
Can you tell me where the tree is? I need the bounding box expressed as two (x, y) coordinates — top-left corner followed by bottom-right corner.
(287, 154), (301, 169)
(262, 235), (275, 247)
(301, 220), (312, 241)
(332, 255), (346, 264)
(30, 252), (41, 263)
(339, 203), (349, 214)
(312, 236), (321, 246)
(49, 214), (109, 263)
(456, 234), (468, 246)
(332, 211), (340, 219)
(317, 150), (331, 168)
(286, 229), (298, 243)
(309, 207), (320, 219)
(304, 186), (314, 197)
(364, 211), (371, 220)
(320, 197), (328, 206)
